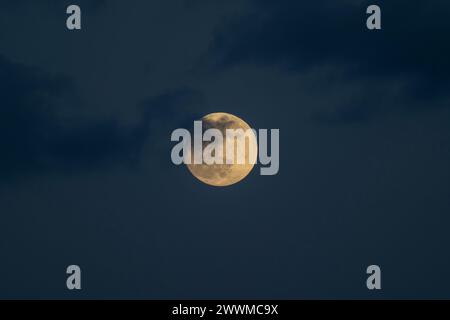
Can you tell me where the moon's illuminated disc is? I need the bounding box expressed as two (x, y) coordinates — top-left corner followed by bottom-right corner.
(187, 112), (257, 187)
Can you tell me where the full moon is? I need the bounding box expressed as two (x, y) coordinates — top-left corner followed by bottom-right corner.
(187, 112), (257, 187)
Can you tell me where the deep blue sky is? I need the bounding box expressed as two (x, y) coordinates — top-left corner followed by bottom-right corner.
(1, 0), (450, 299)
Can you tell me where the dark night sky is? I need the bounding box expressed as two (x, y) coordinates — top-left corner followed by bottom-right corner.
(1, 0), (450, 299)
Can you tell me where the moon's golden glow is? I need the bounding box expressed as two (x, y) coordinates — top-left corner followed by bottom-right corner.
(187, 112), (257, 187)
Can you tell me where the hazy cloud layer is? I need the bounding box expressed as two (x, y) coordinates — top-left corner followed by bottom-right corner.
(207, 0), (450, 122)
(0, 55), (200, 180)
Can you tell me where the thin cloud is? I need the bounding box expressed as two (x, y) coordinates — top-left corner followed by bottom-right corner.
(206, 0), (450, 123)
(0, 55), (201, 180)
